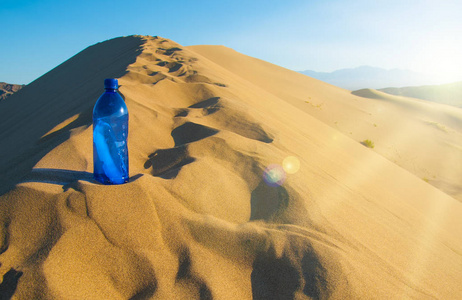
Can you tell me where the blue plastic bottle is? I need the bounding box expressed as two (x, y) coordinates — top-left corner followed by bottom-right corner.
(93, 78), (129, 184)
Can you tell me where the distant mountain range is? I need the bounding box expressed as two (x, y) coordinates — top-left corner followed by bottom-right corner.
(299, 66), (461, 107)
(299, 66), (437, 90)
(0, 82), (24, 101)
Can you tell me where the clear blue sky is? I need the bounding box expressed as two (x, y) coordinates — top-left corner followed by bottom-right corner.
(1, 0), (461, 84)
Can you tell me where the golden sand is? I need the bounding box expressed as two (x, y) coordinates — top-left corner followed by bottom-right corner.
(0, 35), (461, 299)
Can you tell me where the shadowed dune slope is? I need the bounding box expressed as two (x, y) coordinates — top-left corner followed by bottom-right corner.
(0, 36), (145, 195)
(0, 36), (461, 299)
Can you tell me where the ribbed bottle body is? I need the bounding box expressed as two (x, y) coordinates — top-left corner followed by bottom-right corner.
(92, 80), (129, 184)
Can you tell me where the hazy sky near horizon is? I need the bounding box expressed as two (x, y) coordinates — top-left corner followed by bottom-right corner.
(1, 0), (461, 84)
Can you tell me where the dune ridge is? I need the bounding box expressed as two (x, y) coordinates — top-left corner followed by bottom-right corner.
(0, 36), (461, 299)
(189, 45), (462, 201)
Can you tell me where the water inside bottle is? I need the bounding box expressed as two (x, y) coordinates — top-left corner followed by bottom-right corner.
(93, 114), (128, 184)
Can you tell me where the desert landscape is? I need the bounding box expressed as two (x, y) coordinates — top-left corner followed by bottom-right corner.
(378, 81), (462, 108)
(0, 35), (461, 299)
(0, 82), (24, 102)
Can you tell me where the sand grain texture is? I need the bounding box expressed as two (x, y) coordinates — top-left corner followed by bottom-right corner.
(0, 36), (461, 299)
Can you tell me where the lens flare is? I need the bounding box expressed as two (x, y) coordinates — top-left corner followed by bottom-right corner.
(283, 156), (300, 174)
(263, 164), (286, 187)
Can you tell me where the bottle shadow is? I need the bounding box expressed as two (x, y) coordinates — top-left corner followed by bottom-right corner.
(20, 168), (142, 187)
(0, 35), (145, 196)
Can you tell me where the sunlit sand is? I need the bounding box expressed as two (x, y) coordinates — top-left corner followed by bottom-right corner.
(0, 35), (461, 299)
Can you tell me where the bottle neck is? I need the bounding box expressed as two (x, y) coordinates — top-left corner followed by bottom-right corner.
(105, 88), (117, 92)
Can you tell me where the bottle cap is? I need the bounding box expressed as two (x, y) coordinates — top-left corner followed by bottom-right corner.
(104, 78), (118, 89)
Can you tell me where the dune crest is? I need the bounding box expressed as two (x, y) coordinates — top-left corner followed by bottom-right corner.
(0, 36), (461, 299)
(189, 44), (462, 201)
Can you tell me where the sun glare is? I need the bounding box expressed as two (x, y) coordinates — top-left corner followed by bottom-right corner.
(412, 37), (462, 83)
(283, 156), (301, 174)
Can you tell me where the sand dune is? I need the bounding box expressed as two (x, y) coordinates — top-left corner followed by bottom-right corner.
(378, 81), (462, 108)
(0, 36), (461, 299)
(189, 45), (462, 201)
